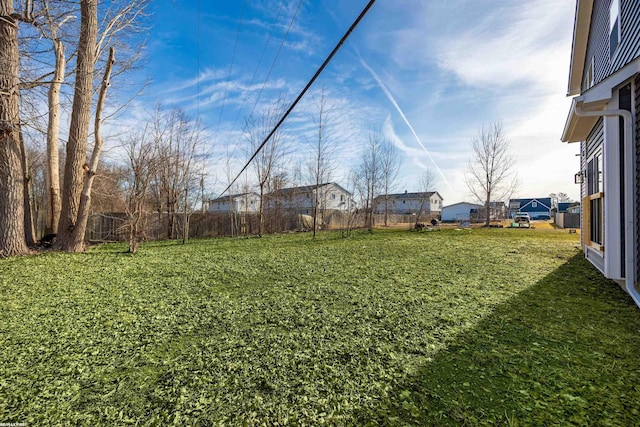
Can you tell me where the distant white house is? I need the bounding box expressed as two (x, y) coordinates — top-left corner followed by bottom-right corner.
(267, 182), (353, 215)
(208, 192), (259, 213)
(374, 191), (443, 215)
(441, 202), (482, 222)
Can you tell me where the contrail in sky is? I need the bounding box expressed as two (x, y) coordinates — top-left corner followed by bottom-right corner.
(356, 53), (452, 190)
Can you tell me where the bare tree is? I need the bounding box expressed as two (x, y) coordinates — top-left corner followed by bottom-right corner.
(39, 3), (75, 235)
(25, 139), (46, 236)
(54, 0), (97, 251)
(11, 0), (148, 252)
(548, 192), (557, 210)
(307, 86), (336, 238)
(414, 169), (438, 228)
(341, 171), (362, 238)
(379, 138), (400, 227)
(65, 47), (115, 251)
(121, 126), (155, 253)
(90, 161), (127, 213)
(245, 101), (287, 237)
(465, 121), (518, 227)
(0, 0), (30, 256)
(353, 131), (383, 231)
(149, 107), (204, 241)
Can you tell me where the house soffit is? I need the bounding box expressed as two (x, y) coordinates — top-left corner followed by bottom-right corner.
(562, 58), (640, 142)
(567, 0), (594, 96)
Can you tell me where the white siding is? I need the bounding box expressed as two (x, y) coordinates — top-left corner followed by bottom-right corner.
(441, 203), (481, 222)
(208, 194), (259, 213)
(269, 183), (353, 212)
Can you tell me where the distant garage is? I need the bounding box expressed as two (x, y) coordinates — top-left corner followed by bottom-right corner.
(441, 202), (482, 222)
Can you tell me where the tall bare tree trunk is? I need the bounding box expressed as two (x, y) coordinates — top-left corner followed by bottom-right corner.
(71, 47), (115, 249)
(45, 37), (64, 235)
(0, 1), (29, 257)
(19, 130), (36, 245)
(257, 185), (265, 237)
(485, 191), (491, 227)
(57, 0), (97, 251)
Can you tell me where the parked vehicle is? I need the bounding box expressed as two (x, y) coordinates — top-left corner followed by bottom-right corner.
(514, 212), (531, 228)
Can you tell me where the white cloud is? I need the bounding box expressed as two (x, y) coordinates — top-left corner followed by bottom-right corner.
(358, 0), (578, 203)
(435, 1), (573, 90)
(164, 68), (227, 94)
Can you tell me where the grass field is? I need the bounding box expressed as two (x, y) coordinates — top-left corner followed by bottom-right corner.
(1, 228), (639, 425)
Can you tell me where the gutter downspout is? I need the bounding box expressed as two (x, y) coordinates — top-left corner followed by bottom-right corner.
(574, 104), (640, 308)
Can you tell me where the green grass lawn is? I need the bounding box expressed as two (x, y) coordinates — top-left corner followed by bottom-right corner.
(1, 228), (639, 425)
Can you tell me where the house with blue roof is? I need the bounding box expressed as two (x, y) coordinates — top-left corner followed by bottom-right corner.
(557, 202), (573, 213)
(508, 198), (552, 220)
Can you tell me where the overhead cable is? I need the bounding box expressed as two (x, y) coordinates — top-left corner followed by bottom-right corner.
(214, 0), (248, 143)
(231, 0), (286, 128)
(246, 0), (304, 122)
(219, 0), (377, 198)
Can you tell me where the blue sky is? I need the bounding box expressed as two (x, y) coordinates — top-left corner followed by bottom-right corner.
(115, 0), (581, 204)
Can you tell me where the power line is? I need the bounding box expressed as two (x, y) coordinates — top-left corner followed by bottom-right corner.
(231, 0), (286, 127)
(220, 0), (377, 198)
(196, 0), (201, 118)
(246, 0), (303, 121)
(214, 0), (247, 143)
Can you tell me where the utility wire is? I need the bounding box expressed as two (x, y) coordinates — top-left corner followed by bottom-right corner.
(220, 0), (377, 198)
(246, 0), (303, 121)
(231, 0), (286, 127)
(214, 0), (247, 143)
(196, 0), (200, 118)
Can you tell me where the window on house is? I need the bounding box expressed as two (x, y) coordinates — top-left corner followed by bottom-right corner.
(340, 194), (345, 201)
(330, 193), (336, 200)
(586, 57), (594, 88)
(532, 201), (537, 208)
(609, 0), (620, 58)
(585, 152), (603, 248)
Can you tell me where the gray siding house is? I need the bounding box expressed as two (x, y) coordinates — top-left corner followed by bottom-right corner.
(374, 191), (443, 215)
(267, 183), (353, 215)
(208, 192), (260, 213)
(561, 0), (640, 307)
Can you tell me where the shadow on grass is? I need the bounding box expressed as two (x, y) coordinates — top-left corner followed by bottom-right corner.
(356, 253), (640, 426)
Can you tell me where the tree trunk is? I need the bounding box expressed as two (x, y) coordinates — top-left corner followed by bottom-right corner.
(384, 195), (389, 227)
(182, 187), (189, 244)
(312, 187), (318, 239)
(70, 47), (115, 250)
(45, 37), (64, 235)
(485, 192), (491, 227)
(18, 130), (36, 245)
(258, 185), (265, 237)
(167, 198), (175, 239)
(57, 0), (98, 251)
(0, 2), (29, 257)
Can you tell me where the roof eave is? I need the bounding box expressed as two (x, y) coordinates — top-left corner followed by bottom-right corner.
(567, 0), (594, 96)
(562, 58), (640, 142)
